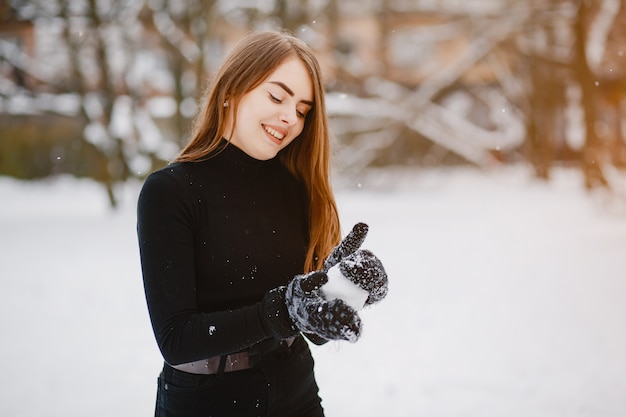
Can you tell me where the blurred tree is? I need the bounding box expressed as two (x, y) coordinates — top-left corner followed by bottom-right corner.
(572, 0), (610, 189)
(137, 0), (219, 148)
(509, 0), (621, 189)
(1, 0), (225, 206)
(1, 0), (625, 202)
(325, 2), (530, 174)
(56, 0), (132, 205)
(0, 0), (323, 206)
(514, 0), (573, 180)
(2, 1), (154, 205)
(325, 0), (625, 190)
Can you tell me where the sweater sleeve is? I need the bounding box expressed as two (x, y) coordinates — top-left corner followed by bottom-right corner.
(137, 170), (273, 365)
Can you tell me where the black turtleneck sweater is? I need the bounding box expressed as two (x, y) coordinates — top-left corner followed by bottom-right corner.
(137, 143), (308, 365)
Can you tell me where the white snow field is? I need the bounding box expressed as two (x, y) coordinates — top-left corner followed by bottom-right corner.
(1, 165), (626, 417)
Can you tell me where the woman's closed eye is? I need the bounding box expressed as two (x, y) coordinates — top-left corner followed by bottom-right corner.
(296, 103), (311, 118)
(269, 93), (283, 103)
(269, 93), (308, 119)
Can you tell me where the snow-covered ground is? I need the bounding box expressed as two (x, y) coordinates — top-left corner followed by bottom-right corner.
(1, 165), (626, 417)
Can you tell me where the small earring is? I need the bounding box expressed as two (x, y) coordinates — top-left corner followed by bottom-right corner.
(223, 101), (228, 108)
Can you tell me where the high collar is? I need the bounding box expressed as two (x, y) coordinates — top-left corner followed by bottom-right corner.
(214, 139), (278, 172)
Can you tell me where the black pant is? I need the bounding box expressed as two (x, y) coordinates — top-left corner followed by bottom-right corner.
(155, 336), (324, 417)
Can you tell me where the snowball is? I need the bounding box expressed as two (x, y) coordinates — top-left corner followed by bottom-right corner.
(321, 264), (369, 311)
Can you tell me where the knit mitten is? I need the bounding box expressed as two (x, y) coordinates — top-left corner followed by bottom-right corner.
(323, 249), (388, 309)
(321, 223), (388, 310)
(286, 271), (362, 343)
(261, 272), (362, 342)
(323, 222), (369, 272)
(261, 222), (386, 343)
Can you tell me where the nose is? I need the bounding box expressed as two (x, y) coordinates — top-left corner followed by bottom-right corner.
(279, 107), (298, 126)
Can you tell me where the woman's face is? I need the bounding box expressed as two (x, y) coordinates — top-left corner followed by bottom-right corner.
(226, 57), (314, 160)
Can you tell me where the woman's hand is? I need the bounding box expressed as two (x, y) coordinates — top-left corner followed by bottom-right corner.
(261, 271), (362, 342)
(261, 222), (388, 343)
(286, 271), (362, 342)
(322, 222), (369, 272)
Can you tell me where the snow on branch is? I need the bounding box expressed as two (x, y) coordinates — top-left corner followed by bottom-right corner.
(400, 5), (532, 112)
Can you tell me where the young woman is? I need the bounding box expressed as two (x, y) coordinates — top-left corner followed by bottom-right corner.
(137, 30), (385, 417)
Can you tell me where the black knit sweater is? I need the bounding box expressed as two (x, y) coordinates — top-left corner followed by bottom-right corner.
(137, 142), (309, 365)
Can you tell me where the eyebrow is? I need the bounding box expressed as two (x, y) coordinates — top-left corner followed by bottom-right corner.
(269, 81), (313, 106)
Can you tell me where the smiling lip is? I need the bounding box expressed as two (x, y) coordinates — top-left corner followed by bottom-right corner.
(263, 124), (287, 145)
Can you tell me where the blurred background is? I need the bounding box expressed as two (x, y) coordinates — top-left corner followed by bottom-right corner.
(1, 0), (626, 205)
(2, 2), (626, 416)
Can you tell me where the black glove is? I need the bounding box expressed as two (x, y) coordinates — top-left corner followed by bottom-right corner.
(286, 271), (362, 342)
(260, 222), (381, 343)
(261, 272), (362, 342)
(324, 223), (388, 307)
(336, 249), (388, 307)
(323, 222), (369, 273)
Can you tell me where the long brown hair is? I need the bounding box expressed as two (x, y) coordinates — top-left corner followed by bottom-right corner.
(175, 30), (340, 272)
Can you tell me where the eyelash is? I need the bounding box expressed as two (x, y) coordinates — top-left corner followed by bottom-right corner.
(269, 93), (306, 119)
(269, 93), (282, 103)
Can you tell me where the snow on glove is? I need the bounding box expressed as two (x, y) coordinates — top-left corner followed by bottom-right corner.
(320, 222), (389, 310)
(261, 222), (379, 343)
(286, 271), (362, 343)
(261, 272), (362, 342)
(323, 249), (388, 310)
(323, 222), (369, 273)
